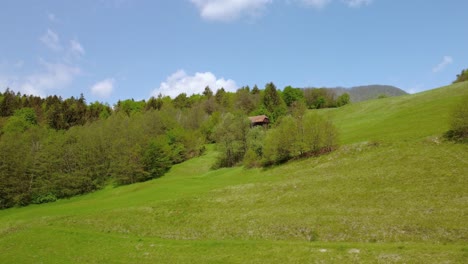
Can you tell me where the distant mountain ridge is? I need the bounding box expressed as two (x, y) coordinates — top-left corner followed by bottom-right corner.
(330, 85), (408, 102)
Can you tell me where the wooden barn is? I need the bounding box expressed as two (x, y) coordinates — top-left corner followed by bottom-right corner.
(248, 115), (269, 128)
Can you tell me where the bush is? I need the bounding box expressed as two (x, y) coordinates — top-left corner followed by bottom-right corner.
(243, 126), (266, 168)
(453, 69), (468, 84)
(32, 193), (57, 204)
(445, 95), (468, 142)
(261, 113), (338, 166)
(143, 137), (172, 179)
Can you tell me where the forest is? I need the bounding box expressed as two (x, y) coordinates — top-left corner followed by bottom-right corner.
(0, 83), (348, 209)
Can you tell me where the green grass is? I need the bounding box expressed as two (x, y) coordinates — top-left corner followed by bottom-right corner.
(321, 82), (468, 144)
(1, 83), (467, 263)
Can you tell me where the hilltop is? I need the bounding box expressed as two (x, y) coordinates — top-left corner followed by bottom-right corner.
(329, 85), (408, 102)
(0, 82), (467, 263)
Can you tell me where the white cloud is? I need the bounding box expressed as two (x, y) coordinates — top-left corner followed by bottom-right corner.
(70, 40), (85, 57)
(1, 27), (86, 97)
(48, 13), (57, 22)
(1, 60), (81, 97)
(432, 56), (453, 73)
(190, 0), (272, 21)
(91, 78), (115, 98)
(153, 70), (237, 98)
(300, 0), (332, 9)
(40, 29), (62, 51)
(342, 0), (372, 8)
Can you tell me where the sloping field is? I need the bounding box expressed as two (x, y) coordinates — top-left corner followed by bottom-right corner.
(0, 83), (467, 263)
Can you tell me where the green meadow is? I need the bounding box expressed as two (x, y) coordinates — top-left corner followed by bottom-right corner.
(1, 82), (467, 263)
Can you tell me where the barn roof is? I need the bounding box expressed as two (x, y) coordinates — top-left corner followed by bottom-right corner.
(248, 115), (269, 123)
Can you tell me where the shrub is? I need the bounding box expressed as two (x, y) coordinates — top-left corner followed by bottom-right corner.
(213, 113), (250, 168)
(445, 95), (468, 142)
(32, 193), (58, 204)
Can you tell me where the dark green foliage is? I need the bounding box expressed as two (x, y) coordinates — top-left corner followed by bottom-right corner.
(453, 68), (468, 84)
(251, 85), (260, 95)
(444, 95), (468, 142)
(87, 101), (112, 121)
(262, 82), (287, 122)
(173, 93), (191, 109)
(200, 111), (221, 143)
(0, 90), (116, 130)
(282, 86), (304, 107)
(215, 88), (232, 109)
(303, 88), (336, 109)
(31, 193), (57, 204)
(243, 126), (266, 168)
(336, 93), (350, 107)
(235, 86), (259, 114)
(143, 137), (172, 179)
(213, 113), (250, 168)
(202, 86), (213, 98)
(146, 94), (164, 111)
(263, 82), (283, 112)
(0, 88), (21, 117)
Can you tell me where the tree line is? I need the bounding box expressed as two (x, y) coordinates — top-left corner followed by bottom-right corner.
(0, 82), (344, 209)
(453, 68), (468, 84)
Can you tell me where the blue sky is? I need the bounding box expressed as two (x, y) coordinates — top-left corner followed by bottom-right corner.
(1, 0), (467, 104)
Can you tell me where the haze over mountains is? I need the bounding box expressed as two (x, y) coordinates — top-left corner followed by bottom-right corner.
(305, 85), (408, 102)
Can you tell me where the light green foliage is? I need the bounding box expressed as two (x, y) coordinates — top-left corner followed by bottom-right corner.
(13, 108), (37, 125)
(262, 113), (338, 165)
(246, 126), (266, 157)
(2, 116), (30, 134)
(116, 99), (145, 115)
(263, 116), (297, 164)
(2, 108), (37, 134)
(282, 85), (304, 107)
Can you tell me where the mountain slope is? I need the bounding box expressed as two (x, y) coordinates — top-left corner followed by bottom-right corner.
(0, 83), (467, 263)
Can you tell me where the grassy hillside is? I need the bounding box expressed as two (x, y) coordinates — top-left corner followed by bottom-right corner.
(0, 83), (467, 263)
(323, 82), (468, 144)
